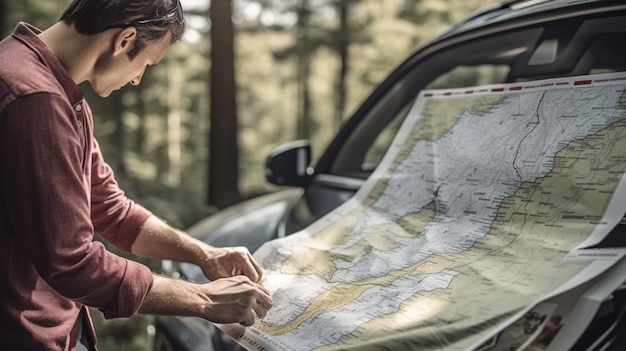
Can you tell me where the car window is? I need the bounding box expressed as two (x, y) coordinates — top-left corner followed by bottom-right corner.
(425, 64), (510, 89)
(361, 64), (510, 172)
(362, 102), (411, 172)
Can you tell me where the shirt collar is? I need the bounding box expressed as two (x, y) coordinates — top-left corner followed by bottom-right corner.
(11, 22), (84, 107)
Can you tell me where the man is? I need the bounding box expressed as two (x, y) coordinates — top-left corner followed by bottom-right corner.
(0, 0), (272, 349)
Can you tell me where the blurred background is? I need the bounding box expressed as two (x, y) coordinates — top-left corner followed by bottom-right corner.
(1, 0), (497, 349)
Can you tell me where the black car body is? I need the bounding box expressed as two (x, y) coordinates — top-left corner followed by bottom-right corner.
(154, 0), (626, 350)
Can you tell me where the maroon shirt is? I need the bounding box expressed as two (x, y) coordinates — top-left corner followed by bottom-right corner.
(0, 23), (154, 350)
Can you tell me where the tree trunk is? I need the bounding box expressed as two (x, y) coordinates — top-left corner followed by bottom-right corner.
(209, 0), (240, 208)
(167, 58), (182, 187)
(335, 0), (350, 130)
(110, 90), (127, 177)
(295, 2), (312, 140)
(0, 0), (6, 36)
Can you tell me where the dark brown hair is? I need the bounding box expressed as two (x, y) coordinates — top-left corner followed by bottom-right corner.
(60, 0), (185, 59)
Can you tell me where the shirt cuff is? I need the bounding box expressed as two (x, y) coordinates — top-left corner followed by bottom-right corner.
(101, 259), (153, 319)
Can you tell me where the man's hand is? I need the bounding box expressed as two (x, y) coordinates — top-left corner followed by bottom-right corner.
(198, 246), (264, 282)
(140, 274), (273, 326)
(202, 275), (272, 326)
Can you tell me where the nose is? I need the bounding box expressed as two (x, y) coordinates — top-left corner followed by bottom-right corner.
(130, 70), (145, 86)
(130, 76), (141, 86)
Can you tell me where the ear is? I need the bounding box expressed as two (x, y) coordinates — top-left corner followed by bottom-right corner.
(112, 27), (137, 57)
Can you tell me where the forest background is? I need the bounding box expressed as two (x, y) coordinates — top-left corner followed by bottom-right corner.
(1, 0), (497, 349)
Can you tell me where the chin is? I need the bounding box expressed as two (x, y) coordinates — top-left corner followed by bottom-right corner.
(98, 90), (113, 98)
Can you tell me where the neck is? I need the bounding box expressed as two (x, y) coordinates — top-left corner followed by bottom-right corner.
(38, 22), (111, 84)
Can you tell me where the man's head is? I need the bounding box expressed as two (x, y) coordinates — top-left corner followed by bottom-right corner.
(53, 0), (186, 97)
(60, 0), (185, 60)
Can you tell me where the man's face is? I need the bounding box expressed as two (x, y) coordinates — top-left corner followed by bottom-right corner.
(91, 31), (172, 97)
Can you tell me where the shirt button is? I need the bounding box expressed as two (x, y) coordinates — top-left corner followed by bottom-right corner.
(75, 104), (82, 112)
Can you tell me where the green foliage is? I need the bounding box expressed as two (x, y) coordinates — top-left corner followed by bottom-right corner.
(3, 0), (62, 34)
(90, 311), (155, 351)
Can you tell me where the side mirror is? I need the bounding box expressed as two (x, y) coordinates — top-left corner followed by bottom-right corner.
(265, 140), (312, 187)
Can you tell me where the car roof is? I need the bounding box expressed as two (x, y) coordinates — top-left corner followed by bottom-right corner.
(432, 0), (625, 42)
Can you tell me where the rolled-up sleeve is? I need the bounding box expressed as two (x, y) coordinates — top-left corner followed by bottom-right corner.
(90, 137), (152, 252)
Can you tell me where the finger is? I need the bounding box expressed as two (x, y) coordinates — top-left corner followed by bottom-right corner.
(239, 320), (254, 327)
(253, 300), (271, 319)
(239, 309), (256, 327)
(248, 252), (264, 281)
(255, 281), (271, 296)
(223, 323), (246, 339)
(252, 285), (273, 319)
(238, 252), (263, 282)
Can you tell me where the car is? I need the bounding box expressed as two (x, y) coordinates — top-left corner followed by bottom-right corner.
(153, 0), (626, 350)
